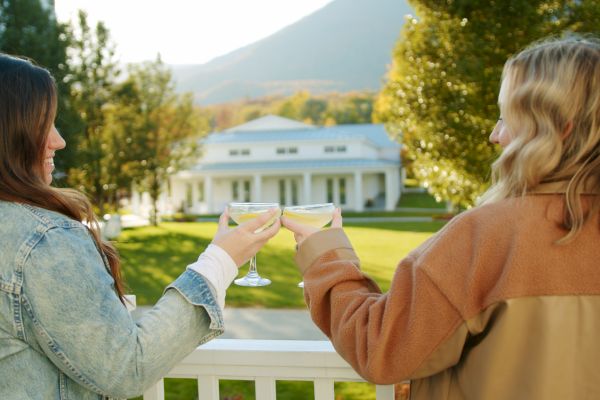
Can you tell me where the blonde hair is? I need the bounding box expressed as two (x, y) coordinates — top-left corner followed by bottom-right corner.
(480, 35), (600, 242)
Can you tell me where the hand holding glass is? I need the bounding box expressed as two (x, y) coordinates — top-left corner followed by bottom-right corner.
(283, 203), (335, 287)
(228, 202), (281, 286)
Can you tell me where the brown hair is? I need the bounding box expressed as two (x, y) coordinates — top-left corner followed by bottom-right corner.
(0, 53), (126, 302)
(480, 35), (600, 242)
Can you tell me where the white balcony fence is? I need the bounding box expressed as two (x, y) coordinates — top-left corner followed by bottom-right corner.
(142, 339), (397, 400)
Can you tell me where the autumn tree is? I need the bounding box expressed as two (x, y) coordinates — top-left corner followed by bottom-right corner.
(375, 0), (600, 208)
(65, 11), (121, 213)
(98, 81), (146, 210)
(123, 58), (203, 225)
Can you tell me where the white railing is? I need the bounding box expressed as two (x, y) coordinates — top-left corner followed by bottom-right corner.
(142, 339), (396, 400)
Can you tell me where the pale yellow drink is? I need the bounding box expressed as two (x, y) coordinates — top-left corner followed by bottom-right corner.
(282, 209), (333, 228)
(283, 203), (335, 289)
(229, 209), (281, 232)
(227, 202), (280, 287)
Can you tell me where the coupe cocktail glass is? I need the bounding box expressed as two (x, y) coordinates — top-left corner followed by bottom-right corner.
(283, 203), (335, 288)
(228, 202), (281, 286)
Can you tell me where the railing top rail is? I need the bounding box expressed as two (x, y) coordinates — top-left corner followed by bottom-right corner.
(171, 339), (364, 380)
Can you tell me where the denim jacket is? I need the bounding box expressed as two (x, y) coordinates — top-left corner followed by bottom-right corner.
(0, 201), (224, 399)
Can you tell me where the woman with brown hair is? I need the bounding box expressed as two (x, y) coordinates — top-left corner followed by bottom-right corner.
(283, 35), (600, 399)
(0, 53), (280, 399)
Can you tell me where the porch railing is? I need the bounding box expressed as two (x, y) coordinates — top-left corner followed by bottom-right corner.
(142, 339), (397, 400)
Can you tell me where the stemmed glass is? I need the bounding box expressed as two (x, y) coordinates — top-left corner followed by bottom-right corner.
(282, 203), (335, 288)
(228, 202), (281, 287)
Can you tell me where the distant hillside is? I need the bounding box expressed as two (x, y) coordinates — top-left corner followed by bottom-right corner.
(171, 0), (413, 105)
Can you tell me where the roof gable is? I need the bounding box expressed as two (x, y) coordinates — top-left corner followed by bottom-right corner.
(225, 114), (316, 132)
(206, 122), (399, 149)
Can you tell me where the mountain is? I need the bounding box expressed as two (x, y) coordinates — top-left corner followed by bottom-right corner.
(171, 0), (413, 105)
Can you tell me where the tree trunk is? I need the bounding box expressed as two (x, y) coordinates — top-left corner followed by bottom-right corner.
(149, 172), (160, 226)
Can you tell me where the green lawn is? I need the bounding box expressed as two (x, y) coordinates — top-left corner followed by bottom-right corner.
(119, 218), (446, 400)
(397, 191), (446, 209)
(117, 220), (445, 307)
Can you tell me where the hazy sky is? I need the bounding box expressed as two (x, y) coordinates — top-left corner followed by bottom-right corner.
(54, 0), (333, 65)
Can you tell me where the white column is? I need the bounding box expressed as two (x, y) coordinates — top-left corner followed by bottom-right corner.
(333, 178), (340, 206)
(314, 378), (335, 400)
(142, 379), (164, 400)
(197, 375), (219, 399)
(285, 178), (293, 206)
(303, 171), (312, 204)
(191, 180), (198, 214)
(204, 176), (213, 213)
(354, 171), (363, 212)
(253, 174), (262, 202)
(375, 384), (396, 400)
(255, 377), (276, 400)
(385, 168), (400, 211)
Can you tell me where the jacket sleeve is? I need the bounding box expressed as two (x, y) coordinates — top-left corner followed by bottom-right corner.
(21, 224), (223, 398)
(295, 227), (468, 384)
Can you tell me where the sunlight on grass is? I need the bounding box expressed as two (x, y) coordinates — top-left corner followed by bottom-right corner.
(120, 220), (444, 400)
(116, 221), (445, 307)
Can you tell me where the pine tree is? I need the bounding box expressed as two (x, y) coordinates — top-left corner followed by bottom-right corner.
(0, 0), (79, 179)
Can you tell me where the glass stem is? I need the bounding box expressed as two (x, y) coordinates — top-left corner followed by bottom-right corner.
(246, 255), (259, 278)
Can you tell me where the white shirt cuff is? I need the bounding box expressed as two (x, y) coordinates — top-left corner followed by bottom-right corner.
(186, 243), (238, 310)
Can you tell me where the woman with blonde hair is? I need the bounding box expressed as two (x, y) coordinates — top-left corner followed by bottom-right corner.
(0, 53), (280, 399)
(283, 35), (600, 399)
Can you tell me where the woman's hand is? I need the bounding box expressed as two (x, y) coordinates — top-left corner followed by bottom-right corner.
(281, 207), (342, 246)
(211, 208), (281, 267)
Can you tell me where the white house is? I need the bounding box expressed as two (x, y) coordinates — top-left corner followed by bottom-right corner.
(132, 115), (402, 216)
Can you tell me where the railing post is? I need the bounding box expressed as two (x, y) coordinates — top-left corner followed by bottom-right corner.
(314, 378), (335, 400)
(142, 379), (164, 400)
(375, 384), (395, 400)
(255, 377), (276, 400)
(197, 375), (219, 400)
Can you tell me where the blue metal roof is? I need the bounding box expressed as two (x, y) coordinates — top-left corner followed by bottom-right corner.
(203, 124), (399, 148)
(189, 158), (400, 172)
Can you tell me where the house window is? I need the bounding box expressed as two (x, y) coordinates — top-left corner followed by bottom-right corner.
(291, 180), (298, 205)
(325, 145), (347, 154)
(243, 180), (251, 202)
(326, 179), (334, 203)
(232, 181), (239, 200)
(288, 147), (298, 154)
(185, 183), (193, 208)
(279, 180), (286, 205)
(197, 182), (205, 202)
(230, 149), (250, 156)
(276, 147), (286, 154)
(339, 178), (347, 205)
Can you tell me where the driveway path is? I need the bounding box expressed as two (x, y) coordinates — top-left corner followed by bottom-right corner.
(132, 306), (327, 340)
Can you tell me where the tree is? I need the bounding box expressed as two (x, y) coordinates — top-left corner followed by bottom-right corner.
(276, 91), (311, 122)
(323, 92), (375, 125)
(375, 0), (600, 208)
(124, 58), (203, 225)
(0, 0), (80, 180)
(65, 11), (121, 214)
(99, 81), (146, 211)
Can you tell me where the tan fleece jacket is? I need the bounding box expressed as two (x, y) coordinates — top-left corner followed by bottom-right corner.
(295, 193), (600, 400)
